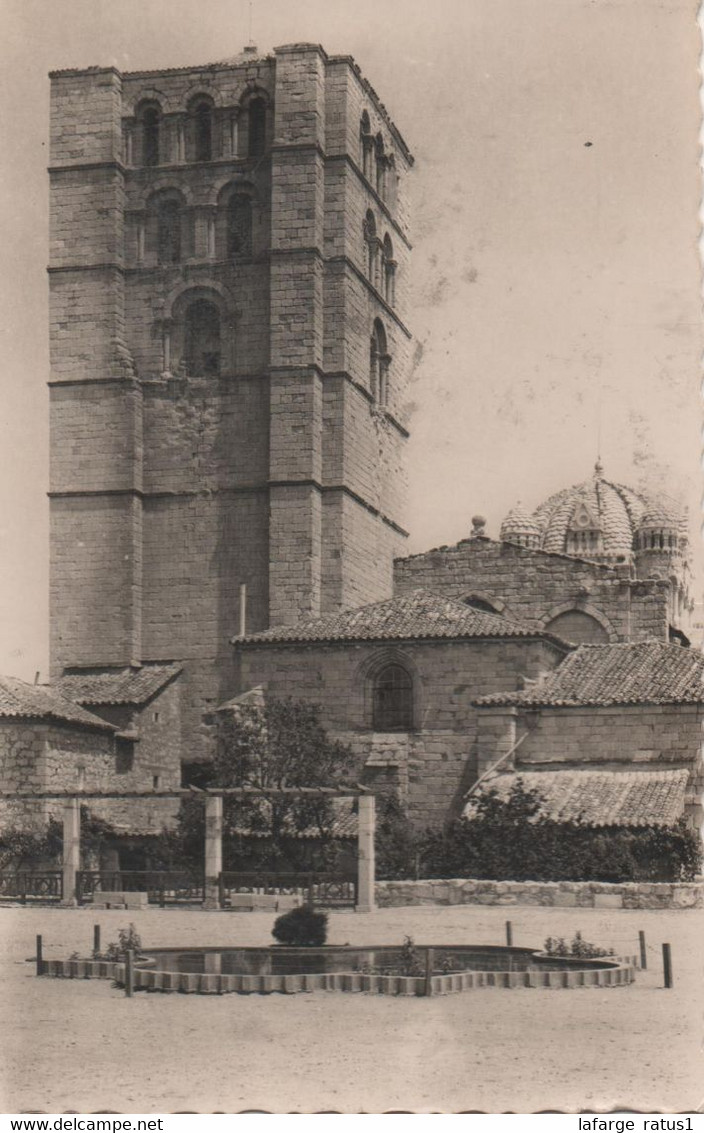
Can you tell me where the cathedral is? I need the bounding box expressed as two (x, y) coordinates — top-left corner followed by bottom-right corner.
(0, 43), (701, 848)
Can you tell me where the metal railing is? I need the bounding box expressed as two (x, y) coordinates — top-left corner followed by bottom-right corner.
(76, 870), (205, 907)
(219, 870), (357, 908)
(0, 871), (63, 903)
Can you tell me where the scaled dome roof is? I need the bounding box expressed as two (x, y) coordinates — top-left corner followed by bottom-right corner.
(503, 464), (685, 561)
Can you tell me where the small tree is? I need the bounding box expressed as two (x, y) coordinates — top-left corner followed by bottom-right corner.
(175, 696), (357, 870)
(0, 808), (117, 872)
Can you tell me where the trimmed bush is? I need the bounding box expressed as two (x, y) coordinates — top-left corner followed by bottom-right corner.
(271, 904), (328, 947)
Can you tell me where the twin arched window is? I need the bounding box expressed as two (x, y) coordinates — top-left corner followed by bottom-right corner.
(133, 91), (268, 167)
(372, 663), (413, 732)
(359, 112), (396, 205)
(363, 213), (396, 305)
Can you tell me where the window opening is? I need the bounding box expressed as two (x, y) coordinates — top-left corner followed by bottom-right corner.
(372, 663), (413, 731)
(157, 200), (181, 264)
(194, 100), (213, 162)
(184, 299), (221, 376)
(227, 195), (253, 257)
(142, 107), (160, 167)
(248, 98), (266, 156)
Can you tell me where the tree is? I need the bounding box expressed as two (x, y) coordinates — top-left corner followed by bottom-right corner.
(175, 696), (358, 870)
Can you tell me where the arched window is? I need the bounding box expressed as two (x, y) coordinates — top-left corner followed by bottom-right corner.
(375, 134), (386, 197)
(248, 97), (266, 156)
(363, 210), (378, 283)
(157, 199), (181, 264)
(141, 105), (160, 167)
(360, 111), (373, 178)
(545, 610), (609, 645)
(193, 99), (213, 162)
(370, 319), (390, 405)
(382, 233), (395, 305)
(387, 153), (397, 208)
(372, 663), (413, 732)
(227, 194), (253, 258)
(184, 299), (221, 376)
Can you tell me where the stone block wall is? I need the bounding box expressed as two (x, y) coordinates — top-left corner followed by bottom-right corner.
(0, 725), (51, 831)
(476, 702), (704, 829)
(236, 636), (563, 825)
(376, 877), (703, 910)
(49, 45), (413, 763)
(0, 711), (179, 838)
(49, 495), (142, 674)
(394, 537), (671, 644)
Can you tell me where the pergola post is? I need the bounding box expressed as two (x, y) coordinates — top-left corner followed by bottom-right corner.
(61, 798), (80, 906)
(355, 793), (376, 913)
(203, 794), (223, 909)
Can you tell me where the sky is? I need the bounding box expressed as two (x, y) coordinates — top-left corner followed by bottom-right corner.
(0, 0), (701, 680)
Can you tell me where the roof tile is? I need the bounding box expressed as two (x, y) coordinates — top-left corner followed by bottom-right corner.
(0, 676), (116, 731)
(475, 642), (704, 707)
(235, 590), (568, 647)
(466, 768), (689, 828)
(56, 662), (182, 706)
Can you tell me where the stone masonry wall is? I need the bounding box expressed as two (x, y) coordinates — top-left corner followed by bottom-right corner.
(376, 878), (703, 910)
(49, 47), (412, 765)
(0, 717), (178, 837)
(0, 725), (51, 831)
(394, 537), (671, 644)
(236, 636), (563, 826)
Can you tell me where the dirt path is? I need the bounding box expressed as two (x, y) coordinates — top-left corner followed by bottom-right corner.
(1, 903), (701, 1113)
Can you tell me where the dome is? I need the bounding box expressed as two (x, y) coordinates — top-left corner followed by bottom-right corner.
(638, 506), (679, 533)
(525, 463), (685, 563)
(500, 502), (542, 548)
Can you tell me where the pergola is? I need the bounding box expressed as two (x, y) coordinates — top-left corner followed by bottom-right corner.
(0, 787), (376, 912)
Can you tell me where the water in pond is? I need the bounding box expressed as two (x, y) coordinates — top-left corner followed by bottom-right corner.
(144, 945), (617, 977)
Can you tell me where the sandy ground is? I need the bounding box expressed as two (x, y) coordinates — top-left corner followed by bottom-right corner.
(0, 902), (702, 1114)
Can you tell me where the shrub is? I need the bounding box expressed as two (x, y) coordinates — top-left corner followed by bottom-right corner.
(95, 923), (143, 961)
(271, 904), (328, 947)
(544, 931), (614, 959)
(416, 783), (701, 884)
(375, 797), (420, 880)
(398, 935), (424, 976)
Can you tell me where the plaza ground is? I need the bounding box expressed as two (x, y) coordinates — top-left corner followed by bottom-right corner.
(0, 902), (702, 1113)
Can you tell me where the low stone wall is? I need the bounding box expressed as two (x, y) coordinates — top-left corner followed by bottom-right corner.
(375, 878), (704, 910)
(40, 956), (636, 993)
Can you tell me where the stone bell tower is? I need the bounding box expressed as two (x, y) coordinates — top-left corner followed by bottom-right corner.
(48, 44), (413, 759)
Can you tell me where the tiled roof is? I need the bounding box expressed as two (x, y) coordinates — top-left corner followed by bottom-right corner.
(230, 798), (358, 840)
(465, 768), (689, 828)
(235, 590), (568, 647)
(56, 662), (182, 706)
(474, 642), (704, 707)
(216, 686), (267, 713)
(0, 676), (116, 732)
